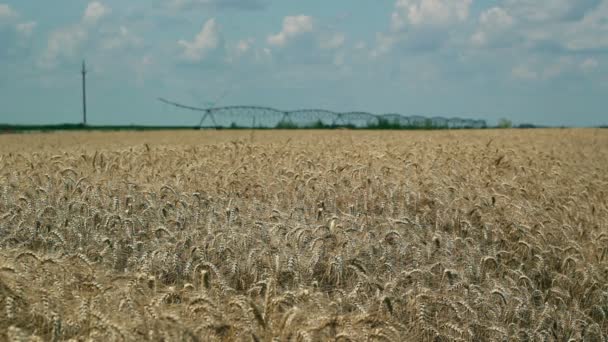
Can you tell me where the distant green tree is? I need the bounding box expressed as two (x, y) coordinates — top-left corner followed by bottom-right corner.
(424, 119), (434, 129)
(498, 118), (512, 129)
(275, 121), (299, 129)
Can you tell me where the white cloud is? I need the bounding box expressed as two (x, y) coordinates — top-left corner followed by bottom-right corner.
(178, 18), (220, 61)
(226, 39), (272, 64)
(0, 3), (17, 20)
(511, 57), (591, 81)
(267, 15), (313, 46)
(100, 26), (142, 51)
(39, 26), (88, 68)
(470, 32), (487, 46)
(511, 65), (538, 80)
(494, 1), (608, 52)
(580, 58), (599, 72)
(504, 0), (596, 23)
(320, 32), (345, 50)
(370, 33), (398, 58)
(471, 7), (514, 47)
(0, 5), (36, 42)
(83, 2), (110, 25)
(134, 55), (154, 86)
(560, 2), (608, 51)
(259, 47), (272, 60)
(170, 0), (266, 11)
(16, 21), (37, 37)
(39, 2), (109, 68)
(226, 38), (254, 63)
(480, 7), (514, 28)
(236, 38), (253, 54)
(333, 52), (345, 66)
(541, 57), (574, 79)
(391, 0), (472, 30)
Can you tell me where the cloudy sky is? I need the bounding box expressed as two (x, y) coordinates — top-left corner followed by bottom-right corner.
(1, 0), (607, 126)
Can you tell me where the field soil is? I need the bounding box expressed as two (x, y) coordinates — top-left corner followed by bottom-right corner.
(0, 129), (607, 341)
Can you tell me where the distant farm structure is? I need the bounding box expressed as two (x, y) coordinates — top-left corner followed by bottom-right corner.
(158, 98), (487, 129)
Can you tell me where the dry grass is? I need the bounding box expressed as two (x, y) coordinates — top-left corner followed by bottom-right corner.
(0, 129), (606, 341)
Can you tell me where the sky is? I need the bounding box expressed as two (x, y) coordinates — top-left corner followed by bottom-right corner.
(1, 0), (607, 126)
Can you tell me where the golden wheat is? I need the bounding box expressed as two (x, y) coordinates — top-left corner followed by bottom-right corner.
(0, 129), (606, 341)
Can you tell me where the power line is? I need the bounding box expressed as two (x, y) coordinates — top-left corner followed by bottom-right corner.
(82, 60), (87, 126)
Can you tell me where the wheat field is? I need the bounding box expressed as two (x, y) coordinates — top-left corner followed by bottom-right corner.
(0, 129), (606, 341)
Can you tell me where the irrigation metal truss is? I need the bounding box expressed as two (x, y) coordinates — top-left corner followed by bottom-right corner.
(158, 98), (487, 129)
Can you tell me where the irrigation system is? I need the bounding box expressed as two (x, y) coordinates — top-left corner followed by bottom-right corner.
(158, 97), (487, 129)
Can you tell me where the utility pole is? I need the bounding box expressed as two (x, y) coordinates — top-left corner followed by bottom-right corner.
(81, 60), (87, 126)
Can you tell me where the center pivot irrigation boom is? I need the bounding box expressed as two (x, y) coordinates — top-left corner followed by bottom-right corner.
(158, 87), (232, 128)
(158, 99), (489, 129)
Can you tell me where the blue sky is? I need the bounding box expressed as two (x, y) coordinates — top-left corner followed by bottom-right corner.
(1, 0), (607, 126)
